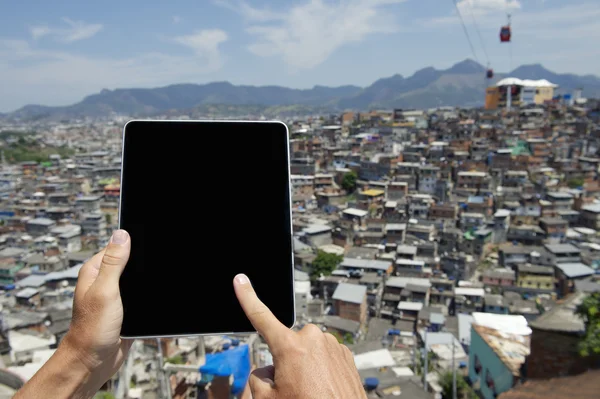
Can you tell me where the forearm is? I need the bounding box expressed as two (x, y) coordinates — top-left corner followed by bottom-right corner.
(14, 340), (98, 399)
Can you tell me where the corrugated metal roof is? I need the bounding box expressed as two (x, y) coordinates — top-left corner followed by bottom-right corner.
(555, 262), (594, 278)
(332, 283), (366, 304)
(340, 258), (390, 271)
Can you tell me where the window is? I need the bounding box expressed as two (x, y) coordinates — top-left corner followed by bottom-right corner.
(485, 369), (495, 389)
(474, 354), (482, 374)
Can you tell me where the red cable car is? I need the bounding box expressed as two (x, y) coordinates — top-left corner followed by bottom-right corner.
(486, 69), (494, 79)
(500, 25), (511, 42)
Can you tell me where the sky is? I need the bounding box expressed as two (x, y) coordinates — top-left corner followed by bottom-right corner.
(1, 0), (599, 112)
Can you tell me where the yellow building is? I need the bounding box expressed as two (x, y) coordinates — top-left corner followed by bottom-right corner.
(534, 86), (554, 104)
(485, 78), (557, 110)
(485, 87), (500, 110)
(516, 264), (555, 291)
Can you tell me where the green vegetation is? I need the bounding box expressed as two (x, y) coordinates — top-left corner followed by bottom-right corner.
(0, 130), (74, 163)
(568, 177), (585, 189)
(3, 143), (74, 163)
(576, 292), (600, 357)
(94, 393), (116, 399)
(330, 331), (343, 343)
(166, 354), (185, 364)
(310, 250), (343, 280)
(478, 258), (493, 271)
(341, 171), (358, 192)
(439, 372), (478, 399)
(413, 350), (434, 376)
(0, 130), (35, 140)
(343, 333), (355, 345)
(345, 192), (357, 203)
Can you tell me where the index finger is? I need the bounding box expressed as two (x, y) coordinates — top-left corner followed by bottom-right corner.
(233, 274), (291, 348)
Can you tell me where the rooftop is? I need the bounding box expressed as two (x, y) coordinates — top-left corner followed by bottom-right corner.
(396, 245), (417, 255)
(27, 218), (55, 226)
(473, 324), (530, 377)
(529, 292), (586, 333)
(517, 264), (553, 275)
(397, 301), (423, 311)
(555, 262), (594, 278)
(340, 258), (390, 271)
(498, 369), (600, 399)
(332, 283), (367, 304)
(386, 277), (431, 289)
(322, 315), (361, 334)
(343, 208), (369, 217)
(15, 288), (39, 298)
(544, 243), (581, 254)
(581, 203), (600, 213)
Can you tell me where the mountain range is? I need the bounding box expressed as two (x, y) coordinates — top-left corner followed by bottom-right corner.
(5, 59), (600, 121)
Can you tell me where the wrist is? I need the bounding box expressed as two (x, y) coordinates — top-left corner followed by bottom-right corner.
(14, 336), (97, 399)
(61, 332), (100, 373)
(53, 338), (98, 398)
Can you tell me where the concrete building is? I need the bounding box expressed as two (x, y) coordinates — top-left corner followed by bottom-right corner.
(332, 283), (367, 327)
(468, 313), (531, 399)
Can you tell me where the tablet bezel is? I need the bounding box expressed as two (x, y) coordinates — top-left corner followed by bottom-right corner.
(118, 119), (296, 338)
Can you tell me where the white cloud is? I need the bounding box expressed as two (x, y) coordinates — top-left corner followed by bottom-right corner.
(173, 29), (228, 70)
(30, 17), (103, 43)
(217, 0), (405, 70)
(0, 29), (229, 111)
(30, 26), (51, 40)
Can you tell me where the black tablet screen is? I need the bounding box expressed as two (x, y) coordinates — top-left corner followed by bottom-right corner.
(119, 121), (294, 337)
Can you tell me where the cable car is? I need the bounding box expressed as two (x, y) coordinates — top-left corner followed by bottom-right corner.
(486, 69), (494, 79)
(500, 25), (511, 42)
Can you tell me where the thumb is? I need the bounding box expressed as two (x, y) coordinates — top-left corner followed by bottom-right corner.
(249, 366), (275, 398)
(97, 229), (131, 284)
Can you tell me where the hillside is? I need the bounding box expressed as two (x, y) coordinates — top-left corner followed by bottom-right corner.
(5, 59), (600, 120)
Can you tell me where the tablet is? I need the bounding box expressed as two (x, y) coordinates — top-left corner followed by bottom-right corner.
(118, 120), (295, 338)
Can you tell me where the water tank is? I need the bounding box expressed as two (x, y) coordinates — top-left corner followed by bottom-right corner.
(364, 377), (379, 391)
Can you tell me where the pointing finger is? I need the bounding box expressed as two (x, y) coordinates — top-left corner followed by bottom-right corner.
(233, 274), (290, 348)
(97, 230), (131, 284)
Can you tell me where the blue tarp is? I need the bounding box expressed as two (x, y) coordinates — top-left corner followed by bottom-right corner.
(199, 344), (251, 395)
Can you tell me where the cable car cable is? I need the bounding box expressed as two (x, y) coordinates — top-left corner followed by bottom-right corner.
(465, 0), (490, 66)
(451, 0), (481, 66)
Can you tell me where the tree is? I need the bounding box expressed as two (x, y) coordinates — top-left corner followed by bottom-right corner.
(341, 171), (358, 193)
(439, 371), (477, 399)
(310, 250), (343, 280)
(575, 292), (600, 356)
(413, 350), (434, 376)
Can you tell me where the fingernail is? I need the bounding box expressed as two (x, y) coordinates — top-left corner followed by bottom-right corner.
(111, 229), (128, 245)
(235, 274), (250, 285)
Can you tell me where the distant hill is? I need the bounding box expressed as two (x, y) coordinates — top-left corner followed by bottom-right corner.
(5, 59), (600, 120)
(338, 60), (600, 110)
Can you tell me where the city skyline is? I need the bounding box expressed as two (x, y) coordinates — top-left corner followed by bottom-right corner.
(1, 0), (599, 112)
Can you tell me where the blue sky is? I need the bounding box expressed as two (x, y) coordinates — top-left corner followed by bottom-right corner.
(1, 0), (598, 112)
